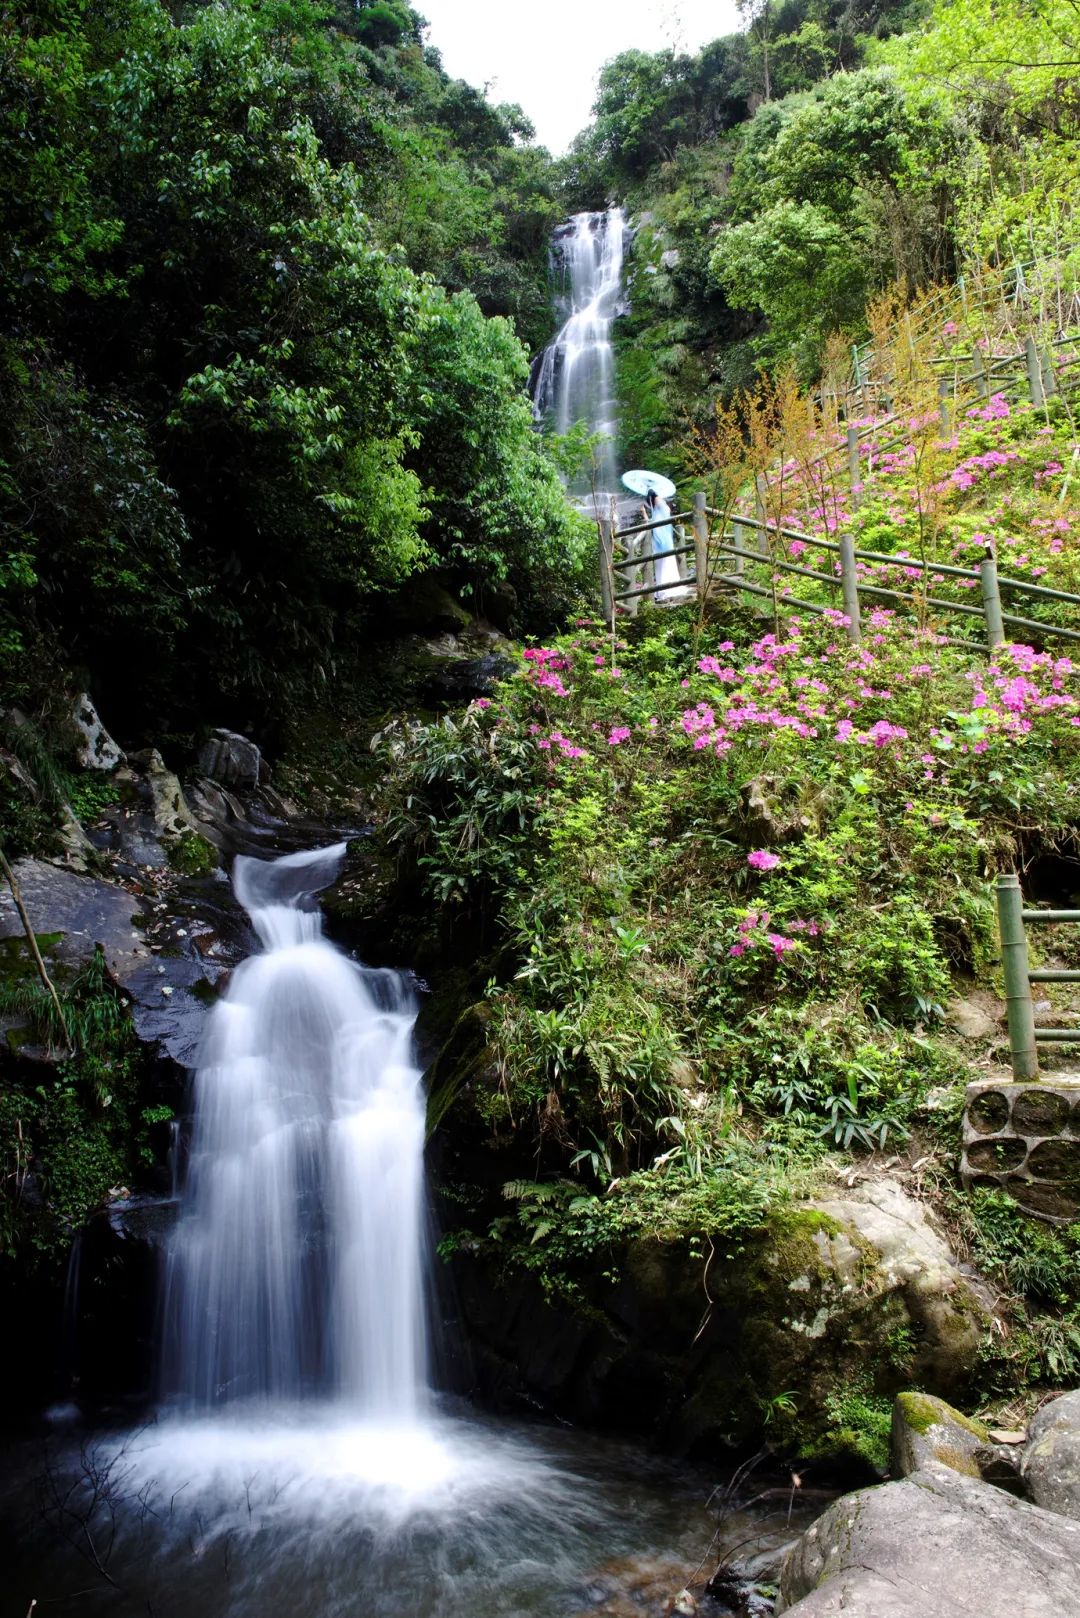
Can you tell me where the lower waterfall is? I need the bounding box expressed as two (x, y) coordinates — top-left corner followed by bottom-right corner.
(164, 842), (427, 1417)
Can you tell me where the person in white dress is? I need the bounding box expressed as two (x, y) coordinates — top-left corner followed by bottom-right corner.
(643, 488), (681, 601)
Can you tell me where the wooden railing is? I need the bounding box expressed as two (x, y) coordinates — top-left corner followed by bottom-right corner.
(599, 496), (1080, 649)
(598, 303), (1080, 645)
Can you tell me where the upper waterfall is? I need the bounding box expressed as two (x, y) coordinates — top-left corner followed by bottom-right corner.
(532, 207), (627, 499)
(163, 843), (428, 1417)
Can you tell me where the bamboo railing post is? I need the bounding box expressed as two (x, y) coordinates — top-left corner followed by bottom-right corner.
(1025, 334), (1046, 408)
(692, 491), (708, 606)
(996, 874), (1039, 1081)
(598, 515), (615, 625)
(980, 545), (1006, 651)
(938, 376), (952, 432)
(754, 478), (768, 556)
(1042, 343), (1057, 399)
(846, 424), (860, 507)
(972, 346), (991, 405)
(731, 519), (746, 576)
(838, 532), (861, 643)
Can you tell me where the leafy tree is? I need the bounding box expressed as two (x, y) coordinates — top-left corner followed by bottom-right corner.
(409, 286), (589, 621)
(0, 0), (581, 738)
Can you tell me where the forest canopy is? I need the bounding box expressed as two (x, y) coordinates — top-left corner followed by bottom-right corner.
(0, 0), (584, 741)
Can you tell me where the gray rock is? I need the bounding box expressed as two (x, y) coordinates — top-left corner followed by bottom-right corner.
(945, 993), (1001, 1041)
(56, 802), (96, 871)
(70, 691), (123, 771)
(1024, 1389), (1080, 1520)
(891, 1391), (988, 1480)
(197, 728), (262, 789)
(0, 856), (147, 981)
(776, 1464), (1080, 1617)
(660, 247), (681, 270)
(812, 1177), (993, 1391)
(423, 653), (514, 703)
(0, 857), (242, 1066)
(129, 748), (202, 839)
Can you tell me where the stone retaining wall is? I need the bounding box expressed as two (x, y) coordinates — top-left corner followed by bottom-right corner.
(962, 1079), (1080, 1222)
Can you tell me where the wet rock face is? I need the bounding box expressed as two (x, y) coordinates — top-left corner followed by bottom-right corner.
(1023, 1389), (1080, 1520)
(0, 857), (146, 980)
(73, 1196), (179, 1405)
(421, 651), (515, 704)
(197, 728), (262, 789)
(775, 1464), (1080, 1617)
(0, 856), (247, 1068)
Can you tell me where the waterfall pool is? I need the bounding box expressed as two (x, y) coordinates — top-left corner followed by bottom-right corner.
(2, 1404), (827, 1617)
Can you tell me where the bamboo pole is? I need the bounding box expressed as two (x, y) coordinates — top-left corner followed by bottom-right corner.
(980, 548), (1006, 651)
(692, 491), (708, 608)
(996, 874), (1039, 1081)
(1025, 335), (1046, 408)
(730, 519), (746, 576)
(838, 531), (861, 642)
(598, 516), (615, 624)
(846, 424), (861, 507)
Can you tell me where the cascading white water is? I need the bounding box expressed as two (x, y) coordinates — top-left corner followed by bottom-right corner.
(166, 843), (427, 1419)
(20, 849), (833, 1616)
(532, 208), (626, 497)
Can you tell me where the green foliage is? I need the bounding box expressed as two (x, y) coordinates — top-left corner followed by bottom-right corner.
(167, 831), (216, 878)
(0, 947), (156, 1266)
(877, 0), (1080, 260)
(966, 1189), (1080, 1308)
(66, 774), (120, 824)
(711, 70), (962, 369)
(951, 1188), (1080, 1393)
(492, 1141), (785, 1275)
(0, 0), (580, 745)
(378, 601), (1069, 1206)
(408, 286), (591, 616)
(820, 1381), (895, 1469)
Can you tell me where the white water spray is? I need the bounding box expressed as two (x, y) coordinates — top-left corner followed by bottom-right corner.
(166, 843), (427, 1419)
(532, 208), (626, 497)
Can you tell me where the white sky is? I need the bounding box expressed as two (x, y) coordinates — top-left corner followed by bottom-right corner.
(419, 0), (744, 155)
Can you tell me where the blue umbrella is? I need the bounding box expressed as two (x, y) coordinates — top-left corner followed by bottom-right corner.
(621, 468), (676, 499)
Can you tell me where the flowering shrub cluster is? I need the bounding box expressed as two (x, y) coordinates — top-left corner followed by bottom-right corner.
(510, 612), (1078, 804)
(383, 588), (1078, 1204)
(726, 390), (1080, 643)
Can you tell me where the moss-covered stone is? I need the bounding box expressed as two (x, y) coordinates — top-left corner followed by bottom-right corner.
(450, 1178), (990, 1468)
(891, 1390), (989, 1480)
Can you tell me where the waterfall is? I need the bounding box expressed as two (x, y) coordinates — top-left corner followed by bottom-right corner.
(532, 207), (627, 498)
(165, 843), (427, 1419)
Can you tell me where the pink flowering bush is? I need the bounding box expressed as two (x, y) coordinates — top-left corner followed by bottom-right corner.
(380, 600), (1078, 1193)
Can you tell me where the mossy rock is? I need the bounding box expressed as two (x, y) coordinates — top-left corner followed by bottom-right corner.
(891, 1390), (989, 1479)
(449, 1178), (993, 1467)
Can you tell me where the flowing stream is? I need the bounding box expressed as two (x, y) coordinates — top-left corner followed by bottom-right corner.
(3, 844), (828, 1617)
(532, 208), (627, 499)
